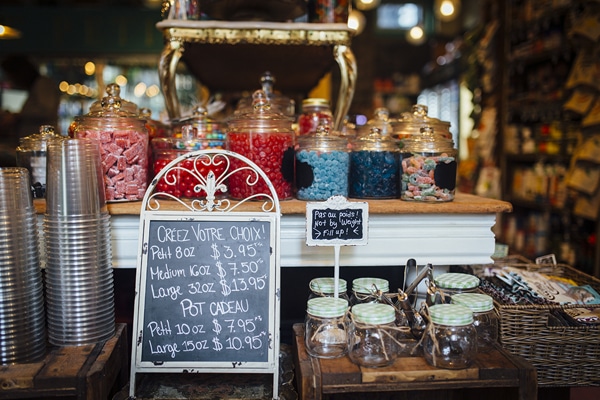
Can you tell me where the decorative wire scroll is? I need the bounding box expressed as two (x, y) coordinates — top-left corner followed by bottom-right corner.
(143, 149), (278, 213)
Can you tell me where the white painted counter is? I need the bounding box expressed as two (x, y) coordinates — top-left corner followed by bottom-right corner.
(35, 193), (512, 269)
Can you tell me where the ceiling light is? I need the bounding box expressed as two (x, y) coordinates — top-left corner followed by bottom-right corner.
(406, 25), (426, 45)
(348, 10), (366, 35)
(0, 24), (22, 39)
(355, 0), (380, 11)
(435, 0), (461, 22)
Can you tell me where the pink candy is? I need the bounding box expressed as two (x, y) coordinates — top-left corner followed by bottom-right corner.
(78, 129), (148, 201)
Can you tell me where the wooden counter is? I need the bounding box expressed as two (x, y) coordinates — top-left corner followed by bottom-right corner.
(34, 193), (512, 268)
(35, 192), (512, 215)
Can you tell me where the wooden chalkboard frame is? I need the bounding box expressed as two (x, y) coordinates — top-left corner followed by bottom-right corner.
(129, 150), (281, 399)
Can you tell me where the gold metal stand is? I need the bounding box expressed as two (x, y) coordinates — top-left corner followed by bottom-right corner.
(156, 20), (357, 130)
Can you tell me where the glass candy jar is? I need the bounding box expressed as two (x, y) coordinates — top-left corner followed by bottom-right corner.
(295, 125), (349, 200)
(308, 277), (350, 303)
(297, 98), (333, 136)
(170, 105), (226, 144)
(452, 293), (498, 352)
(423, 304), (477, 369)
(72, 83), (149, 202)
(395, 104), (452, 145)
(350, 277), (390, 305)
(348, 303), (398, 367)
(349, 127), (400, 199)
(305, 297), (349, 359)
(227, 90), (295, 200)
(16, 125), (62, 198)
(401, 126), (457, 202)
(151, 127), (227, 199)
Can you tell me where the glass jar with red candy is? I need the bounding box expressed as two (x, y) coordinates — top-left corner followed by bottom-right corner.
(227, 90), (295, 200)
(298, 98), (333, 136)
(72, 83), (149, 202)
(151, 125), (226, 198)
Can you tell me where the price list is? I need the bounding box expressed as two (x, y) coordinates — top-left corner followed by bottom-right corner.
(140, 219), (272, 363)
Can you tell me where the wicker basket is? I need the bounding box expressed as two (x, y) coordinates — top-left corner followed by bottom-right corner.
(463, 257), (600, 387)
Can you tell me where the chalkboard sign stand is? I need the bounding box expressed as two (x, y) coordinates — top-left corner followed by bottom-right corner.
(129, 150), (282, 399)
(306, 196), (369, 297)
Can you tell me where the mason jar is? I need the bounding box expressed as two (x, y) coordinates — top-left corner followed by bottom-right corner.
(308, 277), (350, 303)
(350, 277), (390, 306)
(428, 272), (481, 305)
(227, 90), (295, 200)
(423, 304), (477, 369)
(401, 126), (457, 202)
(72, 83), (149, 202)
(295, 125), (349, 200)
(305, 297), (349, 359)
(348, 303), (398, 367)
(297, 98), (333, 136)
(349, 127), (400, 199)
(452, 293), (498, 352)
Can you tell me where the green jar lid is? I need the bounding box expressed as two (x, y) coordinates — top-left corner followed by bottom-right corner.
(310, 277), (347, 294)
(307, 297), (348, 318)
(451, 293), (494, 313)
(352, 277), (389, 294)
(351, 303), (396, 325)
(434, 273), (480, 290)
(429, 304), (474, 326)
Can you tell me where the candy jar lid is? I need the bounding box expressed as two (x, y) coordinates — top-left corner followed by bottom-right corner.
(307, 297), (349, 318)
(452, 293), (494, 313)
(358, 107), (399, 137)
(397, 104), (451, 139)
(351, 127), (399, 152)
(236, 72), (295, 116)
(297, 124), (348, 151)
(310, 277), (348, 294)
(352, 303), (396, 325)
(86, 83), (139, 118)
(229, 90), (294, 132)
(352, 277), (390, 294)
(428, 304), (474, 326)
(403, 126), (455, 153)
(434, 272), (480, 290)
(16, 125), (62, 152)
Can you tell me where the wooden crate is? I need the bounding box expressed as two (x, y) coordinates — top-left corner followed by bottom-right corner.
(292, 323), (537, 400)
(0, 323), (128, 400)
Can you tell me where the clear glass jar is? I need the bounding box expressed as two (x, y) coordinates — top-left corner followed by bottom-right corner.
(298, 98), (333, 136)
(305, 297), (349, 359)
(236, 72), (295, 117)
(150, 129), (227, 199)
(349, 127), (400, 199)
(428, 272), (481, 305)
(451, 293), (498, 352)
(295, 125), (349, 200)
(15, 125), (63, 198)
(401, 126), (457, 202)
(348, 303), (398, 367)
(308, 277), (350, 303)
(357, 107), (400, 138)
(227, 90), (295, 200)
(350, 277), (390, 305)
(423, 304), (477, 369)
(170, 105), (226, 144)
(72, 83), (149, 202)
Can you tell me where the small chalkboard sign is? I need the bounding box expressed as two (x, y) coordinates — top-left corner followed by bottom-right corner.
(306, 195), (368, 246)
(133, 213), (277, 368)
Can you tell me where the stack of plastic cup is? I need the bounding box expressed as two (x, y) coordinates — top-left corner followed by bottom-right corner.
(44, 138), (115, 346)
(0, 167), (47, 364)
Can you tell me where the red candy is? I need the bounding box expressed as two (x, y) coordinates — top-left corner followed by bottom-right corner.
(227, 131), (294, 200)
(153, 156), (226, 198)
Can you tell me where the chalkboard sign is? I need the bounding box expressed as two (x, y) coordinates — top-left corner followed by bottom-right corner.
(132, 213), (277, 368)
(306, 195), (369, 246)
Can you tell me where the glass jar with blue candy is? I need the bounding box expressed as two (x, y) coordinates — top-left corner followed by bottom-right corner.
(295, 125), (350, 201)
(349, 127), (400, 199)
